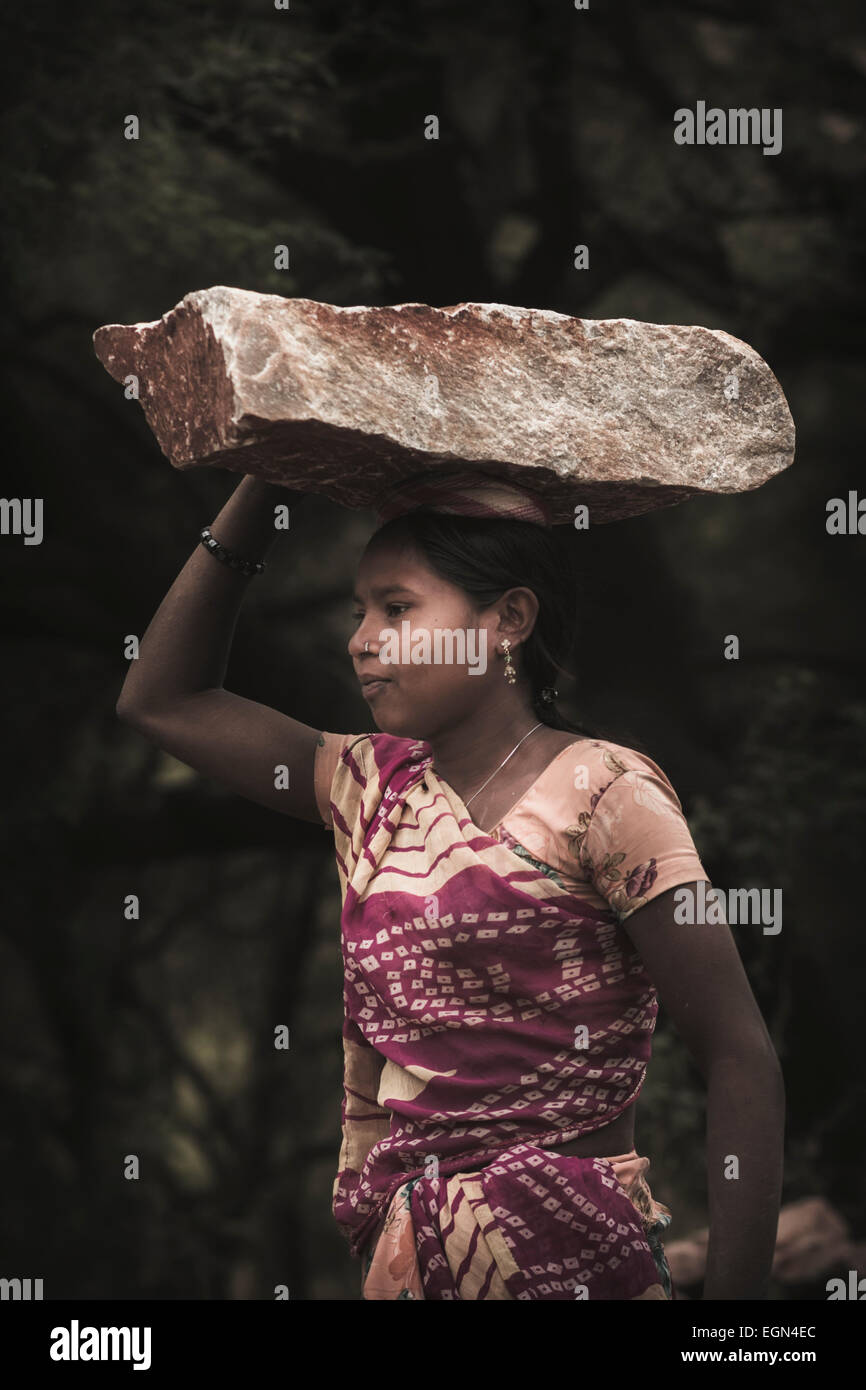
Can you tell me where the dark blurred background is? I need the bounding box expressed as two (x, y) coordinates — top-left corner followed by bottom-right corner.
(1, 0), (865, 1299)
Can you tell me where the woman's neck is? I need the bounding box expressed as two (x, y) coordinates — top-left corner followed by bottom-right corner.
(426, 697), (544, 794)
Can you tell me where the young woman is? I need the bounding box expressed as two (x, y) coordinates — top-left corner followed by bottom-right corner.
(116, 469), (785, 1301)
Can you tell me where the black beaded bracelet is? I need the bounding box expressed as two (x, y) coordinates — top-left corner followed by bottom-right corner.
(199, 526), (266, 577)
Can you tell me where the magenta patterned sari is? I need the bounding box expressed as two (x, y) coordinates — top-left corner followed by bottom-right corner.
(315, 729), (709, 1299)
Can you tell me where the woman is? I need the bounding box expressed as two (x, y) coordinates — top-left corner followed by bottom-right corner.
(116, 468), (785, 1301)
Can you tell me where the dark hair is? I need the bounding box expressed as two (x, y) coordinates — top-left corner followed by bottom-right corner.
(368, 507), (604, 739)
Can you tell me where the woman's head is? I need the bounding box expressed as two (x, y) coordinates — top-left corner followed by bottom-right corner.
(348, 506), (596, 742)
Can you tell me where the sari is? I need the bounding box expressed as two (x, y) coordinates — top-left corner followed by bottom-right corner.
(314, 731), (709, 1300)
(358, 1145), (674, 1300)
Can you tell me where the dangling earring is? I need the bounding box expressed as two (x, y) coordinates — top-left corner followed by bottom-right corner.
(500, 638), (517, 685)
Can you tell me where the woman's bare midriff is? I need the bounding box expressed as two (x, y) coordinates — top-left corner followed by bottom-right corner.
(539, 1104), (637, 1158)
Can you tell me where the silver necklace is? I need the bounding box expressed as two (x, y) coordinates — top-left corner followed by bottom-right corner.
(447, 722), (544, 808)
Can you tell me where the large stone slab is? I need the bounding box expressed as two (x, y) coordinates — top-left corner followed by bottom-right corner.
(93, 287), (795, 524)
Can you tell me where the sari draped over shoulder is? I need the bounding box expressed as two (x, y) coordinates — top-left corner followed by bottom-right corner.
(314, 730), (710, 1300)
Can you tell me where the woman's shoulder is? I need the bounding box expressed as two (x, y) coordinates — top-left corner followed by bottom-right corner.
(313, 730), (429, 828)
(498, 733), (692, 868)
(562, 736), (686, 808)
(502, 733), (708, 921)
(541, 732), (679, 787)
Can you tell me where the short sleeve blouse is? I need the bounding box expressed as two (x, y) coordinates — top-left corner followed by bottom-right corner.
(314, 731), (710, 924)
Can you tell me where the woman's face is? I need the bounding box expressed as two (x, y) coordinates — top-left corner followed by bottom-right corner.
(348, 534), (529, 742)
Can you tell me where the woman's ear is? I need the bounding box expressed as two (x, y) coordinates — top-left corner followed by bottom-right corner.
(495, 587), (539, 645)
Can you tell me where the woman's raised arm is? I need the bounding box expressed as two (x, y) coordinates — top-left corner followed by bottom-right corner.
(115, 474), (327, 824)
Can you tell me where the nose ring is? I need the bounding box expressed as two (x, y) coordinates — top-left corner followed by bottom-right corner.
(365, 640), (370, 652)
